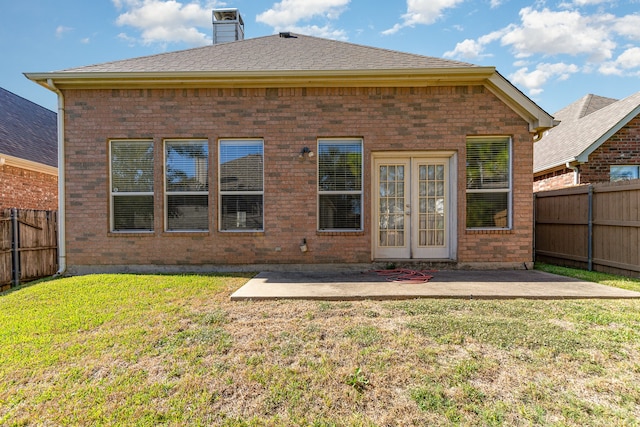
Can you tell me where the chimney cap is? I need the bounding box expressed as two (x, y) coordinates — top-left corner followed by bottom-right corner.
(213, 8), (244, 25)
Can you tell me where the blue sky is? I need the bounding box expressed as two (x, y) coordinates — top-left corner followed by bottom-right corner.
(2, 0), (639, 115)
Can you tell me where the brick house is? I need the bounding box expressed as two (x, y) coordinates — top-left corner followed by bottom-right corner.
(534, 91), (640, 191)
(26, 33), (554, 274)
(0, 87), (57, 210)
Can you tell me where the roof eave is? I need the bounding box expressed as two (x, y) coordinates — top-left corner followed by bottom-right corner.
(486, 73), (556, 137)
(25, 67), (497, 90)
(0, 152), (58, 175)
(575, 104), (640, 163)
(533, 157), (578, 174)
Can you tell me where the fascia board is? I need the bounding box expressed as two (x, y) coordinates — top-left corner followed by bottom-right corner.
(0, 152), (58, 175)
(533, 156), (577, 174)
(26, 67), (497, 90)
(485, 73), (557, 134)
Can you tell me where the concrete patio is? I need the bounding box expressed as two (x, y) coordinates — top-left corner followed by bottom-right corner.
(230, 269), (640, 301)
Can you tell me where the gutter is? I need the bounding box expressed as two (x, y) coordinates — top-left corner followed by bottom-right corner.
(566, 162), (580, 186)
(47, 78), (66, 276)
(0, 152), (57, 175)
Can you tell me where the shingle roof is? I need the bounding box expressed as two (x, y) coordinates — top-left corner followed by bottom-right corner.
(0, 87), (57, 167)
(26, 33), (556, 135)
(553, 94), (618, 124)
(57, 33), (476, 73)
(534, 91), (640, 173)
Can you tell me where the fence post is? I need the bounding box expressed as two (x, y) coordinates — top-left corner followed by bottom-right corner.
(587, 185), (593, 272)
(532, 193), (537, 263)
(10, 208), (20, 287)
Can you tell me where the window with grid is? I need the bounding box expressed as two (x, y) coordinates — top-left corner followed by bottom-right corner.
(219, 139), (264, 231)
(318, 139), (363, 231)
(110, 140), (154, 232)
(466, 136), (511, 229)
(165, 140), (209, 231)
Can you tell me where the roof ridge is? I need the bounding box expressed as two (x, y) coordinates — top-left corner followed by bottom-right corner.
(288, 33), (477, 67)
(56, 33), (477, 73)
(576, 91), (639, 123)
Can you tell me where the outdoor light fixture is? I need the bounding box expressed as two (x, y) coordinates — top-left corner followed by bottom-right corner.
(299, 146), (314, 159)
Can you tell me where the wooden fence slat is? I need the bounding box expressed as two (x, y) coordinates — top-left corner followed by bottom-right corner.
(1, 208), (58, 288)
(535, 180), (640, 278)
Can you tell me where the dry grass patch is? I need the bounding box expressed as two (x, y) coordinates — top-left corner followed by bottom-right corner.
(0, 271), (639, 425)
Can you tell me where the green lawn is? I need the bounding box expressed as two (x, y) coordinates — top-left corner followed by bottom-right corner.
(1, 267), (639, 426)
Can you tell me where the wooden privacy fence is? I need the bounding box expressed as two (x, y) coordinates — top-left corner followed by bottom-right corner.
(535, 180), (640, 277)
(0, 209), (58, 290)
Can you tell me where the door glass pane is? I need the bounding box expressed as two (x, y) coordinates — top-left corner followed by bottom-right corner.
(418, 163), (446, 248)
(379, 164), (405, 247)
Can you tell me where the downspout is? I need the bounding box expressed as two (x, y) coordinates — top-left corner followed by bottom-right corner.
(566, 162), (579, 186)
(48, 79), (66, 276)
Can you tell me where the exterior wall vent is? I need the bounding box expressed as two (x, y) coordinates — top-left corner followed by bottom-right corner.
(212, 8), (244, 44)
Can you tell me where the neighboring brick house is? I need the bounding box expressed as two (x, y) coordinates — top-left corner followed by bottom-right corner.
(26, 33), (554, 274)
(0, 87), (57, 210)
(534, 91), (640, 191)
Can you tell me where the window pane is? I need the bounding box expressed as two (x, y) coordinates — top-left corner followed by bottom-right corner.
(220, 141), (263, 191)
(166, 142), (208, 191)
(113, 195), (154, 231)
(111, 141), (154, 193)
(318, 142), (362, 191)
(610, 166), (639, 182)
(466, 193), (508, 228)
(167, 195), (208, 231)
(319, 194), (362, 230)
(466, 138), (509, 190)
(221, 195), (263, 231)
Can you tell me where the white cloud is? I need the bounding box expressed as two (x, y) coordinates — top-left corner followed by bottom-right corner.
(599, 47), (640, 75)
(500, 8), (616, 62)
(444, 39), (484, 59)
(55, 25), (73, 38)
(613, 14), (640, 40)
(444, 29), (504, 60)
(382, 0), (465, 35)
(255, 0), (349, 39)
(509, 62), (579, 96)
(571, 0), (612, 5)
(256, 0), (349, 29)
(113, 0), (220, 46)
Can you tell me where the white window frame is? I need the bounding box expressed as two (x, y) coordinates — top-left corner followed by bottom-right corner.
(465, 136), (512, 230)
(610, 165), (640, 182)
(218, 139), (264, 232)
(317, 138), (364, 232)
(109, 139), (155, 233)
(164, 139), (209, 232)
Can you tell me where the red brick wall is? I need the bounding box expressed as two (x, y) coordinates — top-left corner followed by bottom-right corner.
(534, 115), (640, 191)
(61, 85), (534, 270)
(579, 115), (640, 183)
(0, 164), (57, 210)
(533, 168), (575, 192)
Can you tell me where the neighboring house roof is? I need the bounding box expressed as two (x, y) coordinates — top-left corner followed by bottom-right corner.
(0, 87), (57, 170)
(25, 33), (555, 136)
(553, 94), (618, 124)
(534, 91), (640, 173)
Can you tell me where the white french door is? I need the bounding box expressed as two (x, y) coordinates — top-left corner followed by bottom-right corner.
(373, 155), (454, 260)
